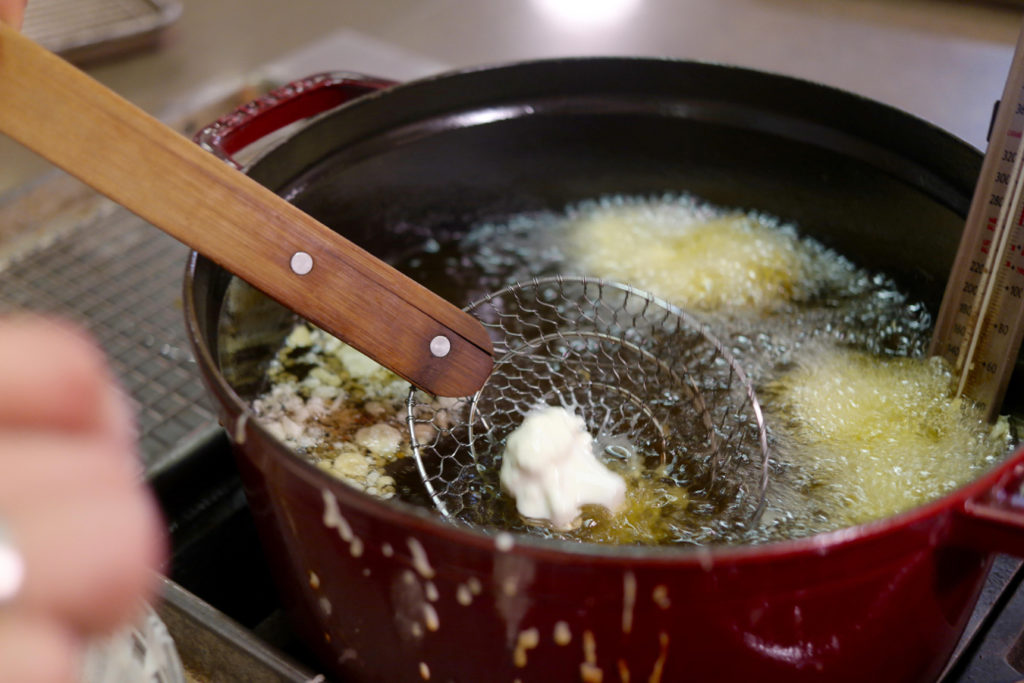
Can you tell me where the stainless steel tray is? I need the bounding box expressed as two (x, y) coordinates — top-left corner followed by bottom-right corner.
(22, 0), (182, 62)
(159, 579), (318, 683)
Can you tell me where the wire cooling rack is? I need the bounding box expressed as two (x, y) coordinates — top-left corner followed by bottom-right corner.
(0, 200), (216, 472)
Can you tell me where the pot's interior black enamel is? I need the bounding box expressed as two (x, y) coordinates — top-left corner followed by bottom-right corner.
(259, 59), (975, 304)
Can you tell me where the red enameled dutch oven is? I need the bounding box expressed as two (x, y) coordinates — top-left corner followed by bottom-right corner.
(184, 59), (1024, 682)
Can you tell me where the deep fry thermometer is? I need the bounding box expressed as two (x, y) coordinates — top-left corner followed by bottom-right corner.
(932, 21), (1024, 421)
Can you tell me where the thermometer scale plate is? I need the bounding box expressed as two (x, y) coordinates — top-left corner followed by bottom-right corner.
(931, 21), (1024, 422)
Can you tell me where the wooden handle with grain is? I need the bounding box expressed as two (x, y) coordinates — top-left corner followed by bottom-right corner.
(0, 24), (492, 397)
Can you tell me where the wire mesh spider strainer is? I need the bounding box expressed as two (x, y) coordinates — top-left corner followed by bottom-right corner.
(406, 276), (770, 530)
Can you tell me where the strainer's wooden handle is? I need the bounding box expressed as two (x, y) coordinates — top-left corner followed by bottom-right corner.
(0, 24), (492, 397)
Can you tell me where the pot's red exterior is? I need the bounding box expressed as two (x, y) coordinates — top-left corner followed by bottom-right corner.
(184, 66), (1024, 682)
(206, 384), (1023, 683)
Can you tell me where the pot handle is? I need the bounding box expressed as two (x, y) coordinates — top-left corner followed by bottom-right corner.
(194, 72), (396, 169)
(951, 451), (1024, 556)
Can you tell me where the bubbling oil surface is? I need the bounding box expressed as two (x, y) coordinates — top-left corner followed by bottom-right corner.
(254, 193), (1016, 547)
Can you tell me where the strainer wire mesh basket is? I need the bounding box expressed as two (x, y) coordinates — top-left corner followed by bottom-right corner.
(407, 276), (769, 530)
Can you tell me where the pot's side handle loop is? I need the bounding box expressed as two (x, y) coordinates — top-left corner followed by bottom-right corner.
(194, 72), (396, 169)
(952, 456), (1024, 557)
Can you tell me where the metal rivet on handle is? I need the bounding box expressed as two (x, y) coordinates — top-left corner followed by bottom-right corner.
(290, 251), (313, 275)
(429, 335), (451, 358)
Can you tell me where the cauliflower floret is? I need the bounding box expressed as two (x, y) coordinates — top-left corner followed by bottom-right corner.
(499, 406), (626, 530)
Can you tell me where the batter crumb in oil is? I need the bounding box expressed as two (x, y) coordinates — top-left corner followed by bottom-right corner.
(765, 347), (1011, 527)
(566, 197), (812, 312)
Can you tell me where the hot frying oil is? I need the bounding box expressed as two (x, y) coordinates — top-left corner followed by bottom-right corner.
(253, 193), (1017, 546)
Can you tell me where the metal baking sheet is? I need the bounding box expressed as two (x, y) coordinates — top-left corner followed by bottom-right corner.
(22, 0), (181, 62)
(159, 578), (318, 683)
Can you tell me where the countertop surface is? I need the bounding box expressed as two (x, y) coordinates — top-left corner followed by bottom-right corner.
(2, 0), (1023, 194)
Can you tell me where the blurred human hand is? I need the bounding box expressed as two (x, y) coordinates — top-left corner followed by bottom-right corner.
(0, 316), (167, 682)
(0, 0), (26, 29)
